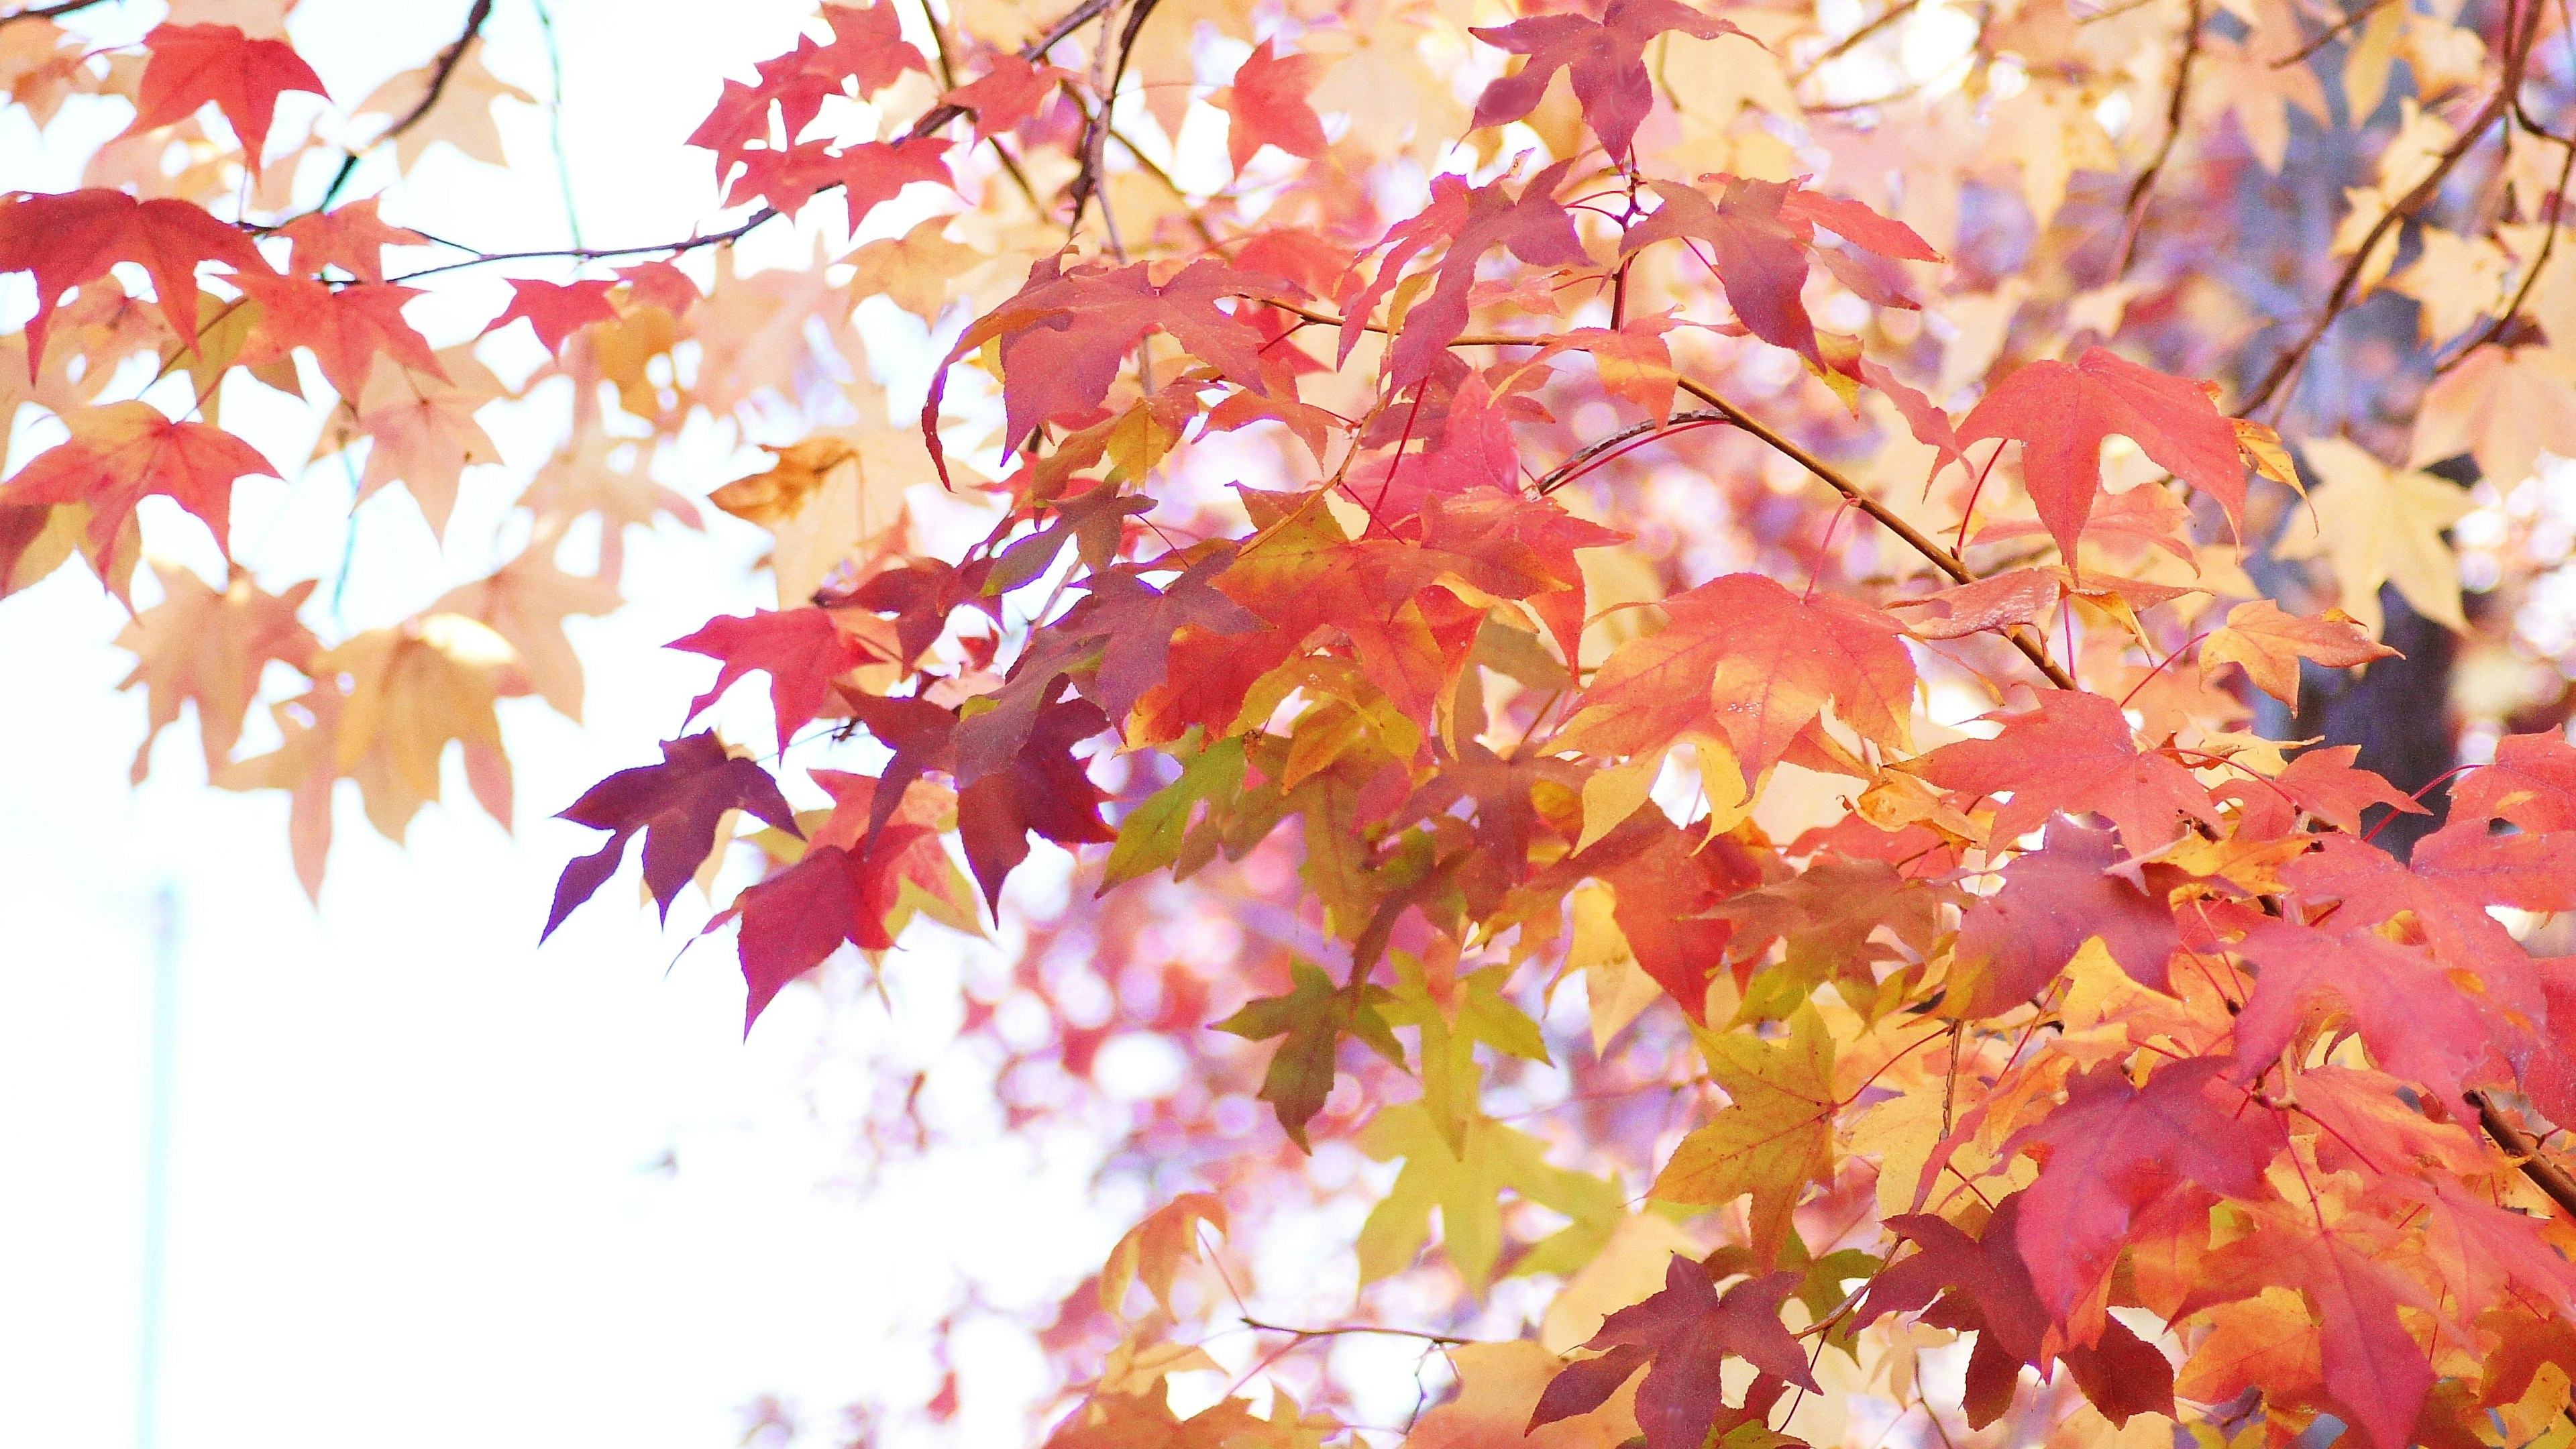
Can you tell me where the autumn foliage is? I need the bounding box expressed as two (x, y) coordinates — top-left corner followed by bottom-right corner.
(17, 0), (2576, 1444)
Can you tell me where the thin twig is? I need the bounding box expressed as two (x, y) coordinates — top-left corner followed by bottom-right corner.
(2468, 1089), (2576, 1221)
(315, 0), (496, 214)
(2271, 0), (2404, 69)
(528, 0), (584, 250)
(1789, 1), (1913, 85)
(2107, 0), (2203, 280)
(0, 0), (110, 27)
(380, 0), (1114, 280)
(2237, 88), (2512, 415)
(1240, 1317), (1473, 1346)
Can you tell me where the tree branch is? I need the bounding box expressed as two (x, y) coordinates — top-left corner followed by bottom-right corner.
(1240, 1317), (1471, 1346)
(2468, 1089), (2576, 1222)
(314, 0), (496, 213)
(2106, 0), (2203, 281)
(0, 0), (111, 28)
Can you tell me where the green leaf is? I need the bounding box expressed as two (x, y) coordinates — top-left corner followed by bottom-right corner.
(1213, 959), (1403, 1150)
(1101, 730), (1246, 890)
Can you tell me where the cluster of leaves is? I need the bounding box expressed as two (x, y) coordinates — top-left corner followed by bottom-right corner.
(14, 0), (2576, 1445)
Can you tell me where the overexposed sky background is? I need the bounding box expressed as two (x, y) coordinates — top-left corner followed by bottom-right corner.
(0, 3), (1130, 1445)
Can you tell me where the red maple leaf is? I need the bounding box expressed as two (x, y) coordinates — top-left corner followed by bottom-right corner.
(1950, 820), (2180, 1015)
(0, 188), (272, 375)
(1999, 1058), (2283, 1337)
(543, 731), (802, 937)
(669, 607), (884, 749)
(129, 23), (329, 171)
(1623, 177), (1931, 367)
(730, 769), (961, 1028)
(1862, 1194), (2177, 1429)
(1338, 161), (1587, 389)
(1216, 40), (1328, 173)
(1469, 0), (1748, 159)
(272, 198), (428, 283)
(1956, 347), (2246, 566)
(1529, 1258), (1815, 1449)
(235, 274), (442, 400)
(957, 694), (1114, 909)
(940, 54), (1076, 137)
(485, 278), (619, 353)
(1917, 689), (2218, 853)
(720, 136), (953, 226)
(933, 256), (1288, 478)
(0, 402), (278, 582)
(686, 0), (928, 178)
(1559, 571), (1915, 794)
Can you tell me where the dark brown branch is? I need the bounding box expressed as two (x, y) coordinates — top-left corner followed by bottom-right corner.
(315, 0), (496, 213)
(2468, 1090), (2576, 1222)
(1532, 409), (1733, 494)
(1067, 0), (1162, 244)
(1259, 299), (2082, 689)
(2107, 0), (2203, 280)
(2271, 0), (2405, 68)
(0, 0), (111, 28)
(1789, 1), (1913, 85)
(2236, 89), (2510, 415)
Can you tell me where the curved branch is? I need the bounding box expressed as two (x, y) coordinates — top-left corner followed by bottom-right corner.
(2106, 0), (2203, 281)
(314, 0), (496, 213)
(2468, 1089), (2576, 1222)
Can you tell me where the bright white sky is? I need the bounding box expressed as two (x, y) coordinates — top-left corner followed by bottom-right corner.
(0, 3), (1132, 1446)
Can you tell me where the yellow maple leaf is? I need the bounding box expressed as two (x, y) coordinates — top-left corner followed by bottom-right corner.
(2273, 435), (2472, 634)
(1650, 1004), (1837, 1260)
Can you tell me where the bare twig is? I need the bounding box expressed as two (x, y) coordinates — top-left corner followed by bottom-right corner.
(315, 0), (496, 213)
(1790, 1), (1913, 85)
(0, 0), (111, 27)
(2468, 1090), (2576, 1222)
(2107, 0), (2203, 280)
(2271, 0), (2404, 69)
(1241, 1317), (1473, 1346)
(528, 0), (584, 250)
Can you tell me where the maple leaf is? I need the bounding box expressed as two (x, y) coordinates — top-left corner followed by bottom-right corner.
(1957, 348), (2246, 566)
(1356, 1090), (1623, 1293)
(1098, 1192), (1226, 1317)
(0, 401), (279, 588)
(1650, 1004), (1836, 1261)
(2173, 1197), (2439, 1449)
(272, 198), (427, 283)
(1337, 161), (1586, 390)
(729, 773), (975, 1030)
(1950, 820), (2178, 1016)
(115, 562), (317, 782)
(940, 54), (1076, 138)
(235, 273), (443, 401)
(1468, 0), (1749, 158)
(0, 187), (272, 374)
(1620, 178), (1932, 368)
(2273, 435), (2471, 635)
(429, 543), (620, 720)
(932, 256), (1287, 477)
(2200, 597), (2400, 702)
(721, 136), (953, 227)
(1862, 1195), (2177, 1428)
(343, 354), (502, 537)
(1999, 1057), (2283, 1338)
(2411, 343), (2576, 488)
(545, 731), (801, 937)
(1214, 960), (1404, 1150)
(1216, 40), (1328, 173)
(1917, 689), (2218, 853)
(127, 22), (327, 170)
(1101, 732), (1248, 890)
(669, 607), (883, 750)
(1559, 572), (1915, 796)
(843, 215), (981, 323)
(486, 278), (619, 353)
(686, 1), (928, 177)
(1408, 1340), (1641, 1449)
(2259, 744), (2424, 833)
(955, 694), (1114, 910)
(1528, 1259), (1815, 1449)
